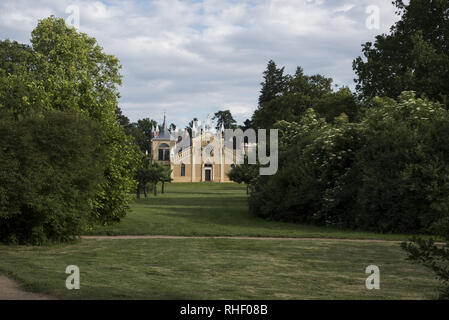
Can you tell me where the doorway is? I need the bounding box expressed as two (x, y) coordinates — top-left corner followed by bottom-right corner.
(204, 164), (213, 182)
(205, 169), (211, 181)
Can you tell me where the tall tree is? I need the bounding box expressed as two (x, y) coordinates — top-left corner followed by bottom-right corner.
(353, 0), (449, 105)
(258, 60), (285, 105)
(241, 119), (252, 131)
(252, 60), (285, 129)
(213, 110), (236, 130)
(0, 16), (140, 225)
(131, 118), (157, 153)
(0, 110), (107, 244)
(159, 165), (173, 194)
(115, 107), (132, 134)
(252, 63), (337, 128)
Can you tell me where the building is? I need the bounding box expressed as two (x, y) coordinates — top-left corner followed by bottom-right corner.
(151, 115), (244, 182)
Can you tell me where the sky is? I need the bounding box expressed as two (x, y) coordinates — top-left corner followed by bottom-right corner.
(0, 0), (401, 127)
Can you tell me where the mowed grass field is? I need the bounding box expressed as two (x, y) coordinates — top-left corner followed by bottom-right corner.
(0, 239), (440, 299)
(87, 183), (414, 241)
(0, 183), (440, 299)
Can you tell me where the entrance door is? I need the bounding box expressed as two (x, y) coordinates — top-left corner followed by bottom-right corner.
(205, 169), (211, 182)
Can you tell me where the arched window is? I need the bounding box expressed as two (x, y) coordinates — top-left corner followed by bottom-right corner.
(181, 163), (186, 176)
(158, 143), (170, 161)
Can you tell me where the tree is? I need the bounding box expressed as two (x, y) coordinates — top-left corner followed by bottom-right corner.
(135, 156), (152, 199)
(401, 221), (449, 300)
(258, 60), (285, 106)
(148, 162), (165, 196)
(252, 60), (285, 129)
(314, 87), (359, 122)
(241, 119), (252, 131)
(0, 110), (106, 244)
(353, 0), (449, 105)
(0, 16), (140, 225)
(227, 158), (258, 194)
(249, 92), (449, 234)
(169, 123), (177, 133)
(159, 165), (173, 194)
(0, 39), (33, 75)
(252, 63), (339, 129)
(115, 107), (133, 135)
(131, 118), (157, 153)
(213, 110), (236, 130)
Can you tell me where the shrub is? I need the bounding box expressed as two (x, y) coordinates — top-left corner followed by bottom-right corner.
(401, 220), (449, 300)
(0, 110), (106, 244)
(249, 92), (449, 234)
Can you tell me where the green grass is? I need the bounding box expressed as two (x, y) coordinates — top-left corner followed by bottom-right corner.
(87, 183), (419, 241)
(0, 182), (439, 299)
(0, 239), (440, 299)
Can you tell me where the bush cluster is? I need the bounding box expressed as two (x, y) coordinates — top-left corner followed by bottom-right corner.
(0, 111), (106, 244)
(250, 92), (449, 234)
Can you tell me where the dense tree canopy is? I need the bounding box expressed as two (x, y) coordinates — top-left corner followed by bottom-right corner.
(252, 62), (358, 129)
(250, 92), (449, 234)
(353, 0), (449, 105)
(213, 110), (237, 130)
(0, 110), (106, 244)
(0, 16), (140, 236)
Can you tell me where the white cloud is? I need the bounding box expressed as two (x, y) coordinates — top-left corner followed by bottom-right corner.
(0, 0), (400, 126)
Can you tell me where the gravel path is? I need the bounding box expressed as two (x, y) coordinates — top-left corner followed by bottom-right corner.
(81, 235), (404, 243)
(0, 276), (55, 300)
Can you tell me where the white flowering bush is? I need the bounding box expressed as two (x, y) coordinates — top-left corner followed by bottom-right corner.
(250, 91), (449, 234)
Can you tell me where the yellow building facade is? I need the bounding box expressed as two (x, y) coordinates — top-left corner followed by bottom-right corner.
(151, 116), (243, 182)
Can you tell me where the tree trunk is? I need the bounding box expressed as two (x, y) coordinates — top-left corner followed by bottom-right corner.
(246, 184), (249, 195)
(136, 184), (141, 199)
(144, 184), (148, 199)
(153, 184), (158, 196)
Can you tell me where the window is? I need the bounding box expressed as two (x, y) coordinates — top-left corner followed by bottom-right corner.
(181, 163), (186, 176)
(158, 149), (164, 160)
(158, 143), (170, 161)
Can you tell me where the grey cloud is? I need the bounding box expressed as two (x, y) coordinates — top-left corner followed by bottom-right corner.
(0, 0), (399, 125)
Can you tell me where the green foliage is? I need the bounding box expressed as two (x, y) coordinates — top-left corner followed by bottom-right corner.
(135, 160), (171, 198)
(131, 118), (158, 153)
(353, 0), (449, 105)
(213, 110), (236, 130)
(0, 16), (140, 227)
(401, 217), (449, 300)
(115, 107), (133, 134)
(252, 62), (358, 129)
(402, 235), (449, 300)
(92, 124), (139, 225)
(227, 158), (258, 194)
(250, 92), (449, 234)
(0, 110), (106, 244)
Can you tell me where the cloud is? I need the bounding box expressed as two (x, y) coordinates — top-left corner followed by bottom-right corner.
(0, 0), (399, 127)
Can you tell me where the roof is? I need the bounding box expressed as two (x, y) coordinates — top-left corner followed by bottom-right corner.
(153, 113), (171, 141)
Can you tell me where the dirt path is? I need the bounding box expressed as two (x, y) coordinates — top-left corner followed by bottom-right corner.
(0, 276), (55, 300)
(81, 235), (405, 243)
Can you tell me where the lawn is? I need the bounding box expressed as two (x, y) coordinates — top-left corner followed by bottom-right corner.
(87, 183), (418, 241)
(0, 182), (440, 300)
(0, 239), (440, 299)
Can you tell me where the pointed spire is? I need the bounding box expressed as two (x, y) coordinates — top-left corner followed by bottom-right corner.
(162, 111), (168, 133)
